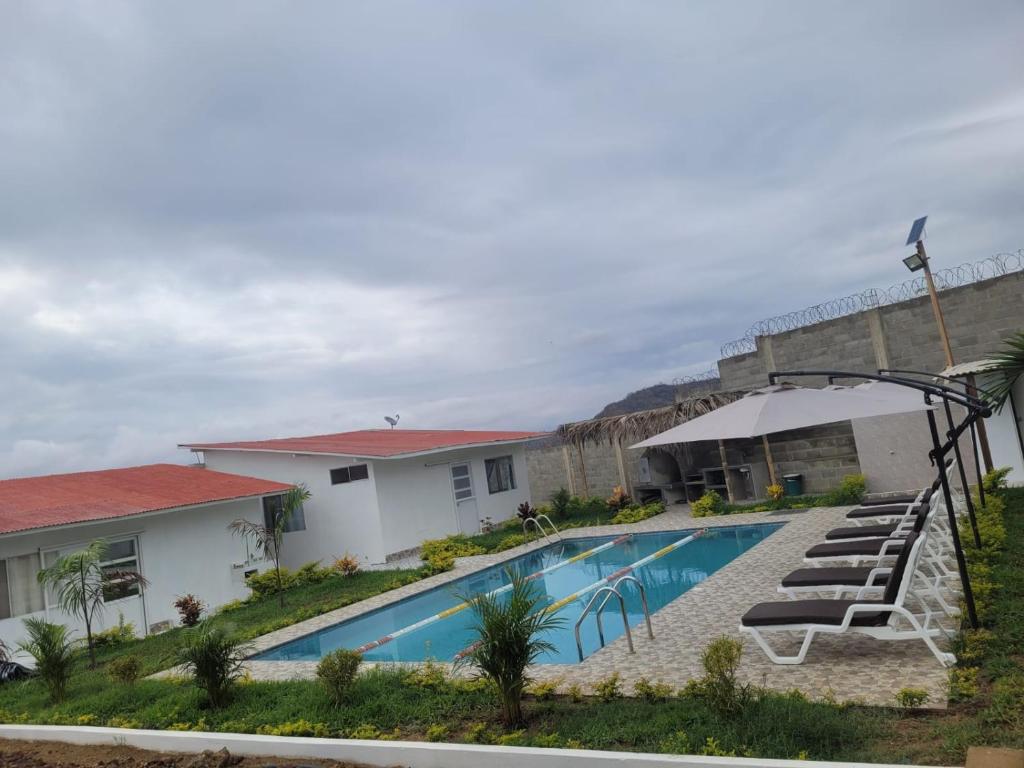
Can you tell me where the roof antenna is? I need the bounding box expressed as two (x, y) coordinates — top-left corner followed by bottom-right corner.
(384, 414), (400, 429)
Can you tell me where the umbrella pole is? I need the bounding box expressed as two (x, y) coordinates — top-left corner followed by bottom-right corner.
(762, 434), (778, 488)
(942, 399), (982, 548)
(926, 408), (979, 629)
(717, 440), (735, 503)
(969, 419), (986, 508)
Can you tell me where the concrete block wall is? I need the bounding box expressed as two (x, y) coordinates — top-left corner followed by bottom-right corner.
(527, 441), (642, 505)
(718, 271), (1024, 391)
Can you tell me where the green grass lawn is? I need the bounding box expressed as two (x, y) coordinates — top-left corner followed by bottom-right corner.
(1, 488), (1020, 764)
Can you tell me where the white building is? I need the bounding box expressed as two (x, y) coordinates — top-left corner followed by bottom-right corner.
(0, 463), (291, 651)
(182, 429), (547, 566)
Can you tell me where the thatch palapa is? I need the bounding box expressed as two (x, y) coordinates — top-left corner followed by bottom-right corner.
(557, 390), (747, 447)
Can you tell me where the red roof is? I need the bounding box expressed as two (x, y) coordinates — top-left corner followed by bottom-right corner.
(0, 463), (292, 536)
(182, 429), (549, 458)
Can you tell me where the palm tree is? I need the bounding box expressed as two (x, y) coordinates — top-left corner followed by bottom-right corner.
(984, 331), (1024, 409)
(229, 484), (311, 607)
(37, 540), (148, 668)
(456, 572), (564, 726)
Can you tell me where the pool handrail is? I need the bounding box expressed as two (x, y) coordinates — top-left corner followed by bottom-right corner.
(575, 586), (634, 661)
(596, 575), (654, 646)
(523, 513), (562, 543)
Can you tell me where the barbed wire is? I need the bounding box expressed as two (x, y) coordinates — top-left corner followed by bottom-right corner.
(719, 250), (1024, 359)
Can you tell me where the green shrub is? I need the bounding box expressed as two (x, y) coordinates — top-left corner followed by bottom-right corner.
(317, 648), (362, 705)
(493, 534), (527, 552)
(526, 679), (559, 700)
(549, 488), (572, 520)
(426, 723), (449, 742)
(948, 667), (980, 702)
(634, 677), (674, 702)
(593, 672), (622, 701)
(982, 466), (1013, 494)
(17, 618), (75, 704)
(611, 500), (665, 524)
(296, 560), (331, 585)
(699, 635), (751, 715)
(423, 552), (455, 575)
(420, 535), (486, 563)
(566, 495), (610, 519)
(174, 625), (252, 708)
(692, 490), (725, 518)
(107, 655), (142, 686)
(92, 614), (136, 648)
(824, 474), (866, 506)
(894, 688), (930, 709)
(246, 566), (297, 598)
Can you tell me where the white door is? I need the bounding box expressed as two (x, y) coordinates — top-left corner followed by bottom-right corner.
(450, 463), (480, 535)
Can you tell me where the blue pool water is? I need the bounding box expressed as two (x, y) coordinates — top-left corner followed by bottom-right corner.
(256, 523), (782, 664)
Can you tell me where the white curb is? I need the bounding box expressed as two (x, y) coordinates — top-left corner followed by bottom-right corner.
(0, 725), (954, 768)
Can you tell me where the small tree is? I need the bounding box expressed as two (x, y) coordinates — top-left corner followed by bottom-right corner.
(37, 540), (147, 668)
(18, 618), (75, 703)
(174, 625), (251, 708)
(229, 484), (311, 607)
(456, 572), (564, 726)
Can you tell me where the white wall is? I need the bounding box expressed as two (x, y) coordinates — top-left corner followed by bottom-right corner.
(977, 372), (1024, 485)
(0, 497), (267, 654)
(200, 451), (386, 565)
(373, 445), (531, 557)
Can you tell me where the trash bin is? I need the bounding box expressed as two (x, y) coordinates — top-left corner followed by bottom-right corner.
(783, 473), (804, 496)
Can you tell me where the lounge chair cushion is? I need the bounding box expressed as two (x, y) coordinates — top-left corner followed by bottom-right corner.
(805, 538), (904, 558)
(860, 493), (921, 507)
(825, 523), (899, 540)
(741, 599), (888, 627)
(780, 567), (888, 589)
(846, 504), (915, 519)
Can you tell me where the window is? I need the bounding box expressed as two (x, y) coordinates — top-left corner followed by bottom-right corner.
(0, 554), (45, 620)
(450, 463), (473, 501)
(263, 494), (306, 533)
(485, 456), (516, 494)
(330, 464), (369, 485)
(100, 538), (142, 602)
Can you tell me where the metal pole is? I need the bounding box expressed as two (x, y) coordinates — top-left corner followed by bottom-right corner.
(965, 374), (994, 472)
(941, 399), (981, 547)
(969, 419), (986, 508)
(926, 406), (979, 629)
(916, 241), (955, 369)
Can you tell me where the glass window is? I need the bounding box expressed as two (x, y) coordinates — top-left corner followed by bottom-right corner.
(450, 464), (474, 500)
(330, 464), (369, 485)
(7, 553), (44, 617)
(263, 494), (306, 533)
(485, 456), (516, 494)
(101, 538), (141, 602)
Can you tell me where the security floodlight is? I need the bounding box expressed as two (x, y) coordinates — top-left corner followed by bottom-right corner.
(903, 252), (926, 272)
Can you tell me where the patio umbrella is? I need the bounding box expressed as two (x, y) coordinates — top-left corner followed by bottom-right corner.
(631, 383), (935, 488)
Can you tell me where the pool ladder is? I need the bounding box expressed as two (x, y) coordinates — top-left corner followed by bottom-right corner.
(523, 514), (562, 543)
(574, 575), (654, 662)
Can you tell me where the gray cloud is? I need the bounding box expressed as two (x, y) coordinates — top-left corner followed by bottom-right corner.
(1, 1), (1023, 477)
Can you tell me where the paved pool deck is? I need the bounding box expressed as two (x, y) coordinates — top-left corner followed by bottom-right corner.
(240, 506), (956, 707)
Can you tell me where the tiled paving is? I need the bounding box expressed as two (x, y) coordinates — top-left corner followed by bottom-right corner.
(238, 506), (955, 707)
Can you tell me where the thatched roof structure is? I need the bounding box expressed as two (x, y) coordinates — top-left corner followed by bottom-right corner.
(557, 390), (747, 447)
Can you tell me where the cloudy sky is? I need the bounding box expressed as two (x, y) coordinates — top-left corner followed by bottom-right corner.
(2, 2), (1022, 477)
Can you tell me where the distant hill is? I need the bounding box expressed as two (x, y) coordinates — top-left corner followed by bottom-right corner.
(593, 379), (722, 419)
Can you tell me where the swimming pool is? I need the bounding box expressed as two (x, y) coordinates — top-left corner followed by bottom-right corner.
(255, 523), (782, 665)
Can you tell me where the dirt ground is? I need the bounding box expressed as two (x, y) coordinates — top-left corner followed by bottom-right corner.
(0, 739), (371, 768)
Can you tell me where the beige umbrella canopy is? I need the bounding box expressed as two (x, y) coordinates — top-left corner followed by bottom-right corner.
(631, 383), (935, 488)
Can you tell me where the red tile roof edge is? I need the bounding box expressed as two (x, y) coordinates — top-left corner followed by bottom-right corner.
(0, 463), (293, 537)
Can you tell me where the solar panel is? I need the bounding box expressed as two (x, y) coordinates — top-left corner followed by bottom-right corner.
(906, 215), (928, 246)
